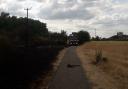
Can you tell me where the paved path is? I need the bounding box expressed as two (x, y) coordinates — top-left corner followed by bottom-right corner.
(48, 46), (91, 89)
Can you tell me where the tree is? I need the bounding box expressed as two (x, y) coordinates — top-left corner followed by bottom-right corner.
(77, 30), (90, 44)
(0, 12), (68, 47)
(0, 12), (50, 46)
(60, 30), (67, 44)
(1, 12), (10, 18)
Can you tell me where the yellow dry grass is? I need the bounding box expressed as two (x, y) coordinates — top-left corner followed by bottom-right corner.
(77, 41), (128, 89)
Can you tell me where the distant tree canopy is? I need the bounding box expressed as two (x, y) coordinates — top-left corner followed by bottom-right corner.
(1, 12), (10, 18)
(0, 12), (67, 47)
(48, 30), (67, 45)
(77, 30), (90, 44)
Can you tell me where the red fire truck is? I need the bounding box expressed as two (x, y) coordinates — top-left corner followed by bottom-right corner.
(67, 33), (79, 46)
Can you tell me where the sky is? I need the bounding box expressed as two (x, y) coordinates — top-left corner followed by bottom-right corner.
(0, 0), (128, 38)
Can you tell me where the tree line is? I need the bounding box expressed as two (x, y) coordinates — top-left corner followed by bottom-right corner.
(0, 12), (67, 49)
(0, 11), (91, 89)
(0, 12), (91, 48)
(0, 12), (68, 89)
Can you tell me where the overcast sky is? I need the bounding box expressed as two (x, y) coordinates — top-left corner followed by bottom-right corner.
(0, 0), (128, 37)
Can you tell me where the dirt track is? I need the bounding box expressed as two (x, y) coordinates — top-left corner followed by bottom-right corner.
(48, 46), (91, 89)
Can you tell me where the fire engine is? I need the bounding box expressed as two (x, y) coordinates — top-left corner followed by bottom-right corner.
(67, 33), (79, 46)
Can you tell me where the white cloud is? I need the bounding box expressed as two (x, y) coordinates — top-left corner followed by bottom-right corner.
(0, 0), (128, 37)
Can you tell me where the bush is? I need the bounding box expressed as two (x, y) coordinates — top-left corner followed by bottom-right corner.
(95, 49), (103, 64)
(0, 35), (12, 49)
(95, 49), (108, 64)
(0, 46), (64, 89)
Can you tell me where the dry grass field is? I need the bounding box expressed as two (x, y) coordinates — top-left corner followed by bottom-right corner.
(77, 41), (128, 89)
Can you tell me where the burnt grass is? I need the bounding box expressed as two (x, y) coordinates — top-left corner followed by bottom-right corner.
(0, 46), (63, 89)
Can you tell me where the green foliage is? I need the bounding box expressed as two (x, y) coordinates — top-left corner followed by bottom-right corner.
(0, 12), (49, 46)
(49, 30), (67, 45)
(91, 36), (101, 41)
(0, 12), (67, 89)
(0, 35), (12, 49)
(1, 12), (10, 18)
(77, 30), (90, 44)
(0, 12), (67, 47)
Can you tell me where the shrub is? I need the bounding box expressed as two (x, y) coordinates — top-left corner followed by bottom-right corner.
(95, 49), (103, 64)
(95, 49), (108, 64)
(0, 46), (64, 89)
(0, 35), (12, 49)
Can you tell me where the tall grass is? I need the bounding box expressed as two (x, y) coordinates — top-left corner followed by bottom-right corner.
(95, 49), (108, 64)
(95, 49), (102, 64)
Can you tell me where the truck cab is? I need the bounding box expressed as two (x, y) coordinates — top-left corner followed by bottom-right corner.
(67, 33), (79, 46)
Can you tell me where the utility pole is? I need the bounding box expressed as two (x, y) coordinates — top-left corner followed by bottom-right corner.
(24, 7), (32, 21)
(24, 7), (32, 48)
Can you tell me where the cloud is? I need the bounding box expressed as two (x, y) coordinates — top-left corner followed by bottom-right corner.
(0, 0), (5, 4)
(39, 8), (94, 20)
(0, 0), (128, 37)
(38, 0), (95, 20)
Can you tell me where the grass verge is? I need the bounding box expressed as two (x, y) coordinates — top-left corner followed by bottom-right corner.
(77, 41), (128, 89)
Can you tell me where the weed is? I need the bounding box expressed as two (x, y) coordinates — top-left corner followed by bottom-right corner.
(95, 49), (103, 64)
(95, 49), (108, 64)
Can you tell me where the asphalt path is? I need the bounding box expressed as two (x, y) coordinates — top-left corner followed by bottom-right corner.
(48, 46), (91, 89)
